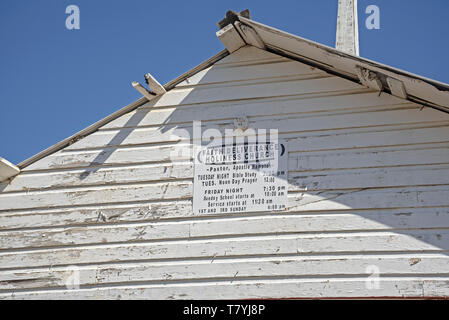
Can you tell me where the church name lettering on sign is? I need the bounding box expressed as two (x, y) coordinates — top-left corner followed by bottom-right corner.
(193, 140), (288, 214)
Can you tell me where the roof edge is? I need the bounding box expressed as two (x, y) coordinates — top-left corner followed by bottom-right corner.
(237, 16), (449, 113)
(239, 16), (449, 92)
(18, 97), (148, 169)
(17, 49), (230, 170)
(164, 49), (229, 91)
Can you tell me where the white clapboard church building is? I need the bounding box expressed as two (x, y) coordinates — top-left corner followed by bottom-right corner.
(1, 1), (449, 299)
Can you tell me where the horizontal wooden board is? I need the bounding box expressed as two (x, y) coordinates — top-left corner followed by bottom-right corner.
(1, 229), (449, 270)
(102, 92), (408, 130)
(174, 60), (327, 88)
(292, 147), (449, 171)
(3, 160), (449, 195)
(0, 181), (192, 211)
(290, 164), (449, 190)
(2, 194), (448, 231)
(2, 208), (449, 250)
(65, 106), (447, 151)
(0, 162), (193, 193)
(289, 185), (449, 212)
(2, 277), (448, 299)
(12, 156), (449, 192)
(0, 201), (193, 230)
(2, 173), (449, 211)
(288, 126), (449, 153)
(22, 124), (449, 172)
(213, 45), (289, 67)
(1, 254), (448, 291)
(115, 76), (365, 110)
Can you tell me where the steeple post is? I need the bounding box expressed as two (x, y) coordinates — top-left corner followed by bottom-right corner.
(336, 0), (359, 56)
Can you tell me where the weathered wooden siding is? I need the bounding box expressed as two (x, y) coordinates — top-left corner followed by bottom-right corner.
(1, 46), (449, 299)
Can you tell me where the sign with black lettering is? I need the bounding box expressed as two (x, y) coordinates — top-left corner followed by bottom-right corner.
(193, 141), (288, 214)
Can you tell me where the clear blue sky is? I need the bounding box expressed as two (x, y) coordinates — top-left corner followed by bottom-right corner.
(1, 0), (448, 164)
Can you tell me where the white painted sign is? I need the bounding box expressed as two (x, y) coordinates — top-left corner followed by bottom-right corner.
(193, 141), (288, 214)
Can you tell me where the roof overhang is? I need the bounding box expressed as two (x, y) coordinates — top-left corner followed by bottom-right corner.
(0, 157), (20, 182)
(218, 11), (449, 114)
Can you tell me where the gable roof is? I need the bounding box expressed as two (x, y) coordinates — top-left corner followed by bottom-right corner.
(15, 10), (449, 171)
